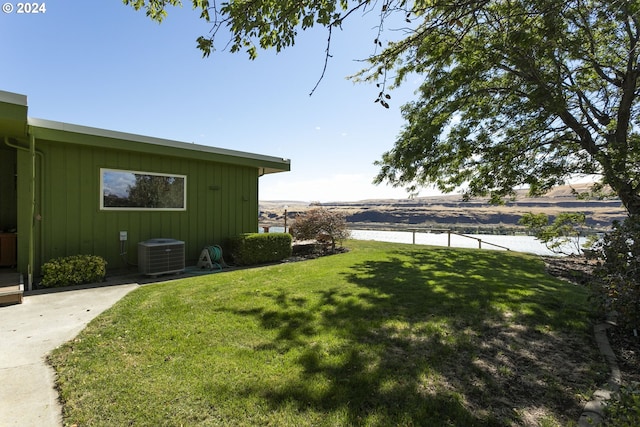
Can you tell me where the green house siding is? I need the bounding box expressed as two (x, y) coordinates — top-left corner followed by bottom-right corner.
(15, 146), (35, 274)
(26, 138), (258, 271)
(2, 90), (289, 286)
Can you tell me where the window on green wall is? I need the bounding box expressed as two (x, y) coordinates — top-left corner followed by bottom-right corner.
(100, 168), (186, 211)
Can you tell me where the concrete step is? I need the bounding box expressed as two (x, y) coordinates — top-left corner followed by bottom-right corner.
(0, 284), (23, 305)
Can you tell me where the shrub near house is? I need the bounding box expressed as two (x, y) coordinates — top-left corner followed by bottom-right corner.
(227, 233), (292, 266)
(41, 255), (107, 288)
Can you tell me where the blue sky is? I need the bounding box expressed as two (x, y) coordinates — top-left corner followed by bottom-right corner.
(1, 1), (436, 202)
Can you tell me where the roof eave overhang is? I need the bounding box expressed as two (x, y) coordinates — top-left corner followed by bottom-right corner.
(0, 91), (28, 138)
(27, 118), (291, 174)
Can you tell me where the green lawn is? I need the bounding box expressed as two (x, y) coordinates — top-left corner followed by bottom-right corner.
(49, 240), (605, 426)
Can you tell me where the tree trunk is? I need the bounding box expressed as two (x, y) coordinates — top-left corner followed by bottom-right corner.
(613, 180), (640, 216)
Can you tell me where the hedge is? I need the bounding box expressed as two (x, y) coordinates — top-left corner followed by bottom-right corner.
(227, 233), (292, 266)
(41, 255), (107, 288)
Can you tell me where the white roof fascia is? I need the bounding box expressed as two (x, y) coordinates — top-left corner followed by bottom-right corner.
(27, 117), (290, 166)
(0, 90), (27, 106)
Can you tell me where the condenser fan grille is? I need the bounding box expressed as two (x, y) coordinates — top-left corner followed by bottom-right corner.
(138, 239), (185, 276)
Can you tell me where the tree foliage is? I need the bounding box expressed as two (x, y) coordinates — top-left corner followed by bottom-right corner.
(123, 1), (372, 58)
(518, 212), (587, 255)
(372, 0), (640, 214)
(291, 207), (350, 252)
(124, 0), (640, 214)
(591, 215), (640, 331)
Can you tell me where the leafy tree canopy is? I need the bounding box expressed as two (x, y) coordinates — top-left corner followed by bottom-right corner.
(519, 212), (587, 255)
(124, 0), (640, 214)
(291, 207), (350, 252)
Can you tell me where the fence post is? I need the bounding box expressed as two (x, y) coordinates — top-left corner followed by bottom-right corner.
(412, 230), (416, 245)
(448, 230), (451, 247)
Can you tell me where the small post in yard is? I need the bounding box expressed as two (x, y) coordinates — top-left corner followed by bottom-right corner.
(412, 230), (416, 245)
(447, 230), (451, 247)
(283, 205), (289, 233)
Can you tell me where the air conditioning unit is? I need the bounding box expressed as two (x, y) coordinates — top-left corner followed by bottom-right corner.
(138, 238), (185, 276)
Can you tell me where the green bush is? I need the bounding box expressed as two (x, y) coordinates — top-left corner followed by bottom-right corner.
(591, 215), (640, 331)
(41, 255), (107, 288)
(290, 207), (350, 252)
(519, 212), (587, 255)
(604, 383), (640, 426)
(227, 233), (292, 266)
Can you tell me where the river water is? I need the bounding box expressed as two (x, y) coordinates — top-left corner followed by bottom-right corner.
(262, 227), (578, 256)
(349, 230), (576, 256)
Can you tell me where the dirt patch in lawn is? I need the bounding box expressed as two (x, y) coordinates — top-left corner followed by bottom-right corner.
(459, 321), (604, 426)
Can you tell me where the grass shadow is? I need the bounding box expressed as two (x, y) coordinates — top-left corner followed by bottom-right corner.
(50, 243), (603, 426)
(222, 247), (600, 425)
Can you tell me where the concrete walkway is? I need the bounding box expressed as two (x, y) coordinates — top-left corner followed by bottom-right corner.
(0, 283), (138, 426)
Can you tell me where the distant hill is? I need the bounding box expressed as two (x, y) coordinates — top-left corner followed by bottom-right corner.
(259, 184), (627, 232)
(260, 183), (612, 206)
